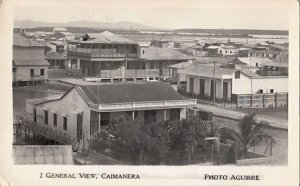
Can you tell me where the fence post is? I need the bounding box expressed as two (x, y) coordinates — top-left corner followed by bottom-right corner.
(286, 93), (288, 108)
(275, 93), (278, 108)
(262, 94), (265, 107)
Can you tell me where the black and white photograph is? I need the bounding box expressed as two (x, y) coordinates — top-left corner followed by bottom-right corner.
(0, 0), (299, 185)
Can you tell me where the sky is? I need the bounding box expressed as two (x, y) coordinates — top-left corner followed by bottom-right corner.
(14, 0), (291, 30)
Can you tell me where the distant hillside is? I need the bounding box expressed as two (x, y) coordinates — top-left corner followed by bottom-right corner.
(14, 20), (158, 30)
(173, 29), (288, 35)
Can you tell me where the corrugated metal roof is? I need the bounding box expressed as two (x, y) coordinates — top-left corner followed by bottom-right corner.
(71, 31), (137, 44)
(262, 62), (288, 68)
(76, 83), (184, 104)
(270, 44), (288, 50)
(180, 64), (260, 78)
(236, 57), (273, 66)
(143, 47), (193, 60)
(195, 57), (235, 64)
(13, 33), (45, 47)
(13, 145), (73, 165)
(169, 61), (193, 69)
(180, 64), (236, 79)
(13, 59), (49, 66)
(239, 70), (261, 77)
(206, 46), (219, 49)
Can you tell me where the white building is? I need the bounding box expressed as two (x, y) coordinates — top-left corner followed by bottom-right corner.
(26, 83), (197, 143)
(179, 64), (288, 101)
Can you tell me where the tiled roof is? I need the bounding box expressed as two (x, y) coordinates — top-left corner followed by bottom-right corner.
(76, 83), (184, 104)
(13, 59), (49, 66)
(13, 33), (45, 47)
(143, 47), (193, 60)
(45, 52), (66, 60)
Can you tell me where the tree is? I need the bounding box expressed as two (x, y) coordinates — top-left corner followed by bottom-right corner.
(96, 118), (169, 165)
(163, 116), (208, 163)
(218, 112), (276, 159)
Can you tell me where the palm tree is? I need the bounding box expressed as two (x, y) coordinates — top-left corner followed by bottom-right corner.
(218, 112), (276, 159)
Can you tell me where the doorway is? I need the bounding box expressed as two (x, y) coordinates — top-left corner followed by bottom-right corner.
(223, 82), (228, 100)
(77, 114), (83, 140)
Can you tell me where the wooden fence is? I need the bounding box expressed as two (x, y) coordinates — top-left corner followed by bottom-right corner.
(232, 93), (288, 108)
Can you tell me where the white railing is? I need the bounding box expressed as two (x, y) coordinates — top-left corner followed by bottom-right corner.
(125, 69), (159, 78)
(100, 70), (122, 78)
(94, 99), (197, 111)
(68, 48), (137, 58)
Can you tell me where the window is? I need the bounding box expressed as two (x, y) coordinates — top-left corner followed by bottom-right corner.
(259, 89), (263, 94)
(12, 68), (16, 72)
(63, 117), (67, 130)
(234, 71), (240, 79)
(40, 69), (44, 76)
(219, 50), (222, 54)
(126, 111), (138, 120)
(270, 89), (274, 93)
(44, 110), (48, 125)
(33, 109), (36, 123)
(170, 109), (180, 121)
(150, 62), (155, 69)
(53, 113), (57, 127)
(142, 50), (145, 54)
(30, 69), (34, 77)
(144, 110), (156, 123)
(101, 112), (110, 126)
(256, 63), (258, 67)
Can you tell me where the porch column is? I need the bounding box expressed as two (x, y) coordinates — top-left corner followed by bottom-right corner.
(98, 112), (101, 133)
(221, 78), (224, 100)
(180, 108), (187, 120)
(208, 78), (212, 96)
(163, 109), (167, 121)
(132, 111), (135, 121)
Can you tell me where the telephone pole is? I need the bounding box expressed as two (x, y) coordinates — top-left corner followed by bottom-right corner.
(213, 61), (216, 105)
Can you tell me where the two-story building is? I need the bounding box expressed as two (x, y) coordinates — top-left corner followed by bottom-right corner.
(67, 31), (192, 82)
(13, 33), (49, 86)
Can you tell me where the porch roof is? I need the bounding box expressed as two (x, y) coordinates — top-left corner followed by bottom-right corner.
(179, 64), (235, 79)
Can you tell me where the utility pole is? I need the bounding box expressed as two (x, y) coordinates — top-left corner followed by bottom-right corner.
(213, 61), (216, 105)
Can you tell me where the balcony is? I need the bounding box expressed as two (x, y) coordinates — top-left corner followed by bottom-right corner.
(125, 69), (159, 78)
(68, 48), (137, 58)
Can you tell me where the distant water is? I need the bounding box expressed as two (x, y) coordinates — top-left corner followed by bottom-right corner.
(122, 33), (288, 44)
